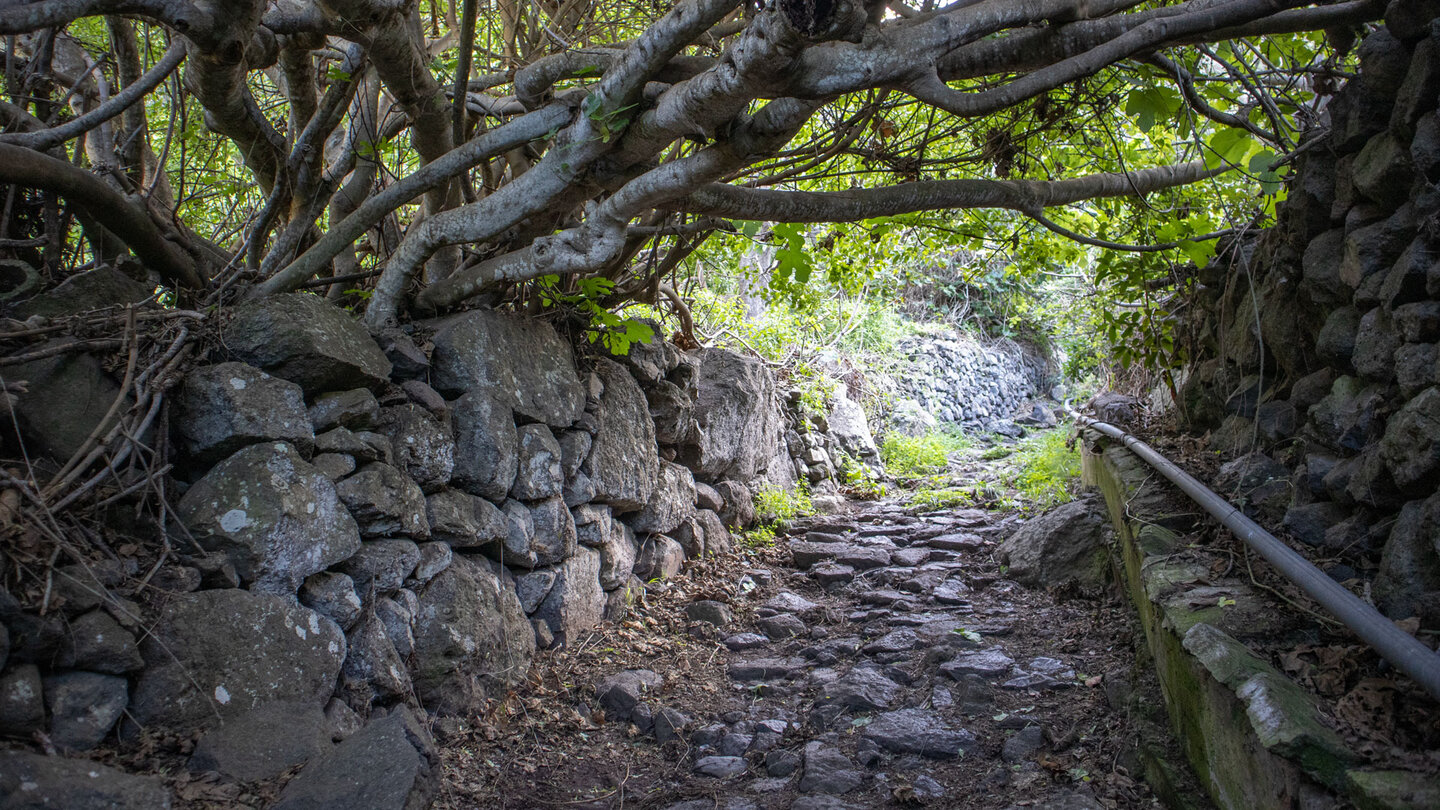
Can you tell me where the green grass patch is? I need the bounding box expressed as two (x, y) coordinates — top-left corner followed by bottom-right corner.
(908, 487), (973, 511)
(1009, 429), (1081, 511)
(880, 428), (973, 478)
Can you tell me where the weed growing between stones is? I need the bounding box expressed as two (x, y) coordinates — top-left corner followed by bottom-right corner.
(1008, 430), (1081, 512)
(879, 428), (973, 478)
(753, 483), (814, 526)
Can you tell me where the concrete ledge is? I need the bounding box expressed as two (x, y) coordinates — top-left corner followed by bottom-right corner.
(1081, 431), (1433, 810)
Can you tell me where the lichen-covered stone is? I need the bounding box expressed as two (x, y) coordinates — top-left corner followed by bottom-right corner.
(178, 442), (361, 594)
(429, 310), (584, 427)
(583, 359), (659, 512)
(129, 589), (345, 729)
(628, 461), (696, 535)
(376, 404), (455, 493)
(511, 424), (564, 501)
(336, 462), (430, 540)
(223, 293), (391, 395)
(450, 392), (518, 502)
(175, 362), (313, 462)
(534, 547), (606, 643)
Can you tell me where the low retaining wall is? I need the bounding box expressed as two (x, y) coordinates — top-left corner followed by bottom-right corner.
(885, 334), (1053, 434)
(1082, 429), (1438, 810)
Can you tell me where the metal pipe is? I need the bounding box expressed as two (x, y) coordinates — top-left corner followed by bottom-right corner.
(1070, 411), (1440, 702)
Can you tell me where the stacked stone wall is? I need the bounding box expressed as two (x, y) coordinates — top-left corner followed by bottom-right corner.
(0, 292), (809, 786)
(1179, 7), (1440, 632)
(885, 334), (1054, 434)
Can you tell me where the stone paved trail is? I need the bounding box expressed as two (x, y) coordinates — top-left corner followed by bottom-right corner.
(438, 489), (1193, 810)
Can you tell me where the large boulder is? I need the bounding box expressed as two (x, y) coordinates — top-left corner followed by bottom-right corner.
(1374, 493), (1440, 624)
(679, 348), (782, 482)
(582, 359), (659, 512)
(222, 293), (392, 395)
(129, 589), (346, 729)
(0, 750), (172, 809)
(533, 547), (606, 643)
(4, 342), (126, 460)
(828, 387), (880, 463)
(178, 442), (361, 593)
(274, 706), (436, 810)
(175, 362), (313, 462)
(450, 392), (519, 502)
(628, 461), (696, 535)
(996, 497), (1112, 592)
(9, 266), (152, 319)
(428, 310), (584, 428)
(188, 700), (333, 782)
(412, 554), (534, 715)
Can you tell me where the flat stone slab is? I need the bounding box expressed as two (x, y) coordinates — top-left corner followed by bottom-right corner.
(861, 708), (976, 759)
(928, 532), (986, 551)
(728, 657), (807, 681)
(694, 755), (748, 778)
(763, 592), (820, 614)
(940, 649), (1015, 679)
(0, 751), (173, 808)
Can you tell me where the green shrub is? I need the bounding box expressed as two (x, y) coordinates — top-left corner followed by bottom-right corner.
(880, 428), (972, 478)
(737, 525), (777, 548)
(754, 483), (814, 525)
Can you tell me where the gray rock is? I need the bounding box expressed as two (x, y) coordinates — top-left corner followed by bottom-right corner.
(511, 424), (564, 501)
(1380, 386), (1440, 491)
(693, 509), (731, 556)
(790, 541), (839, 569)
(1001, 792), (1106, 810)
(274, 706), (436, 810)
(584, 359), (660, 512)
(862, 629), (920, 655)
(819, 667), (901, 712)
(0, 664), (43, 736)
(1353, 131), (1413, 208)
(694, 755), (748, 778)
(425, 489), (508, 548)
(315, 427), (391, 463)
(450, 392), (519, 502)
(763, 592), (820, 615)
(412, 554), (534, 715)
(635, 535), (685, 581)
(1282, 502), (1351, 547)
(679, 348), (783, 482)
(1002, 724), (1046, 763)
(534, 547), (606, 642)
(1374, 493), (1440, 620)
(759, 613), (807, 639)
(189, 700), (332, 781)
(337, 540), (422, 595)
(1395, 343), (1438, 398)
(998, 497), (1111, 592)
(694, 481), (723, 512)
(375, 595), (417, 657)
(377, 405), (455, 492)
(42, 671), (126, 751)
(429, 310), (584, 427)
(628, 460), (696, 535)
(799, 741), (864, 794)
(324, 698), (364, 742)
(1310, 376), (1389, 451)
(727, 657), (806, 681)
(178, 442), (361, 593)
(686, 600), (733, 626)
(558, 430), (592, 481)
(654, 706), (689, 744)
(515, 569), (557, 614)
(595, 669), (662, 720)
(532, 618), (556, 649)
(940, 648), (1015, 679)
(341, 612), (410, 704)
(400, 379), (447, 415)
(309, 388), (380, 432)
(312, 453), (357, 480)
(828, 389), (880, 462)
(10, 266), (151, 319)
(176, 362), (314, 462)
(0, 750), (172, 808)
(597, 519), (638, 591)
(861, 709), (976, 758)
(1353, 308), (1401, 381)
(129, 589), (345, 729)
(56, 609), (142, 673)
(412, 542), (453, 585)
(714, 480), (756, 528)
(336, 463), (431, 540)
(300, 572), (364, 631)
(766, 749), (801, 777)
(647, 379), (697, 445)
(724, 633), (769, 651)
(223, 293), (391, 395)
(4, 341), (125, 460)
(374, 328), (430, 381)
(528, 496), (578, 568)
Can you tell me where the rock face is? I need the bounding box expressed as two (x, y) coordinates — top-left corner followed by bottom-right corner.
(130, 589), (345, 729)
(584, 359), (660, 511)
(450, 392), (519, 502)
(0, 750), (173, 809)
(412, 554), (534, 715)
(429, 309), (584, 427)
(178, 443), (361, 593)
(223, 293), (392, 394)
(997, 497), (1112, 592)
(273, 706), (436, 810)
(175, 362), (314, 462)
(680, 348), (782, 482)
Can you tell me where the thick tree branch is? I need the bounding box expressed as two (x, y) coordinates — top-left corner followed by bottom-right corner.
(0, 141), (201, 287)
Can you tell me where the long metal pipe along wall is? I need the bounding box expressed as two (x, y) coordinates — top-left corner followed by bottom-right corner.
(1072, 413), (1440, 702)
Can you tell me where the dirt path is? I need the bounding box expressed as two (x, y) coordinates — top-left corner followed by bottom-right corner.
(433, 457), (1195, 810)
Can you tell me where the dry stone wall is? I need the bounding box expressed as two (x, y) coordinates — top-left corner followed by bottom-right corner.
(0, 293), (809, 794)
(885, 335), (1054, 435)
(1178, 5), (1440, 633)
